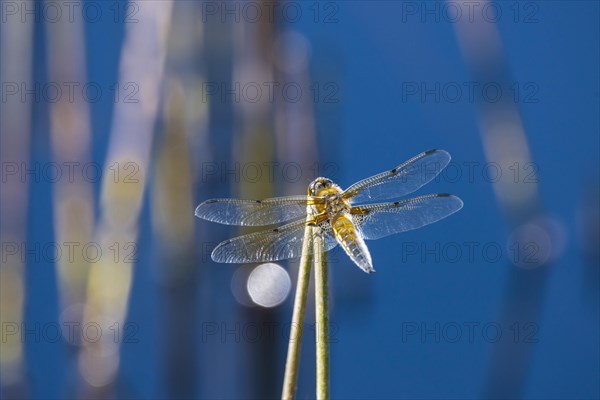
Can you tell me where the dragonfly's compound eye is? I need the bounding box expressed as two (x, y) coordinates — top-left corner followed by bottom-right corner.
(309, 177), (334, 195)
(309, 179), (323, 195)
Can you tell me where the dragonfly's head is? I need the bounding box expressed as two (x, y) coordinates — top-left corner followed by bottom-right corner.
(308, 177), (334, 196)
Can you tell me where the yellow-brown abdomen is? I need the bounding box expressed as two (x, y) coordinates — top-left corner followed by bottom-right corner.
(331, 213), (374, 273)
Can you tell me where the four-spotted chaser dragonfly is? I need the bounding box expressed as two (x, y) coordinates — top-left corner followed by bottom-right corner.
(195, 149), (463, 273)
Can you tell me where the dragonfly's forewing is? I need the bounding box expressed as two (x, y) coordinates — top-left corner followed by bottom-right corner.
(352, 193), (463, 240)
(343, 149), (451, 204)
(211, 219), (338, 263)
(195, 196), (315, 226)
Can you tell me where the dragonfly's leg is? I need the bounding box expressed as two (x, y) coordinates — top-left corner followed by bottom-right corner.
(349, 206), (370, 215)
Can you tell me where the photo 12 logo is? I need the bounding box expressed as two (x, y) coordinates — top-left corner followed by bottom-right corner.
(401, 321), (539, 344)
(200, 1), (340, 24)
(1, 1), (140, 24)
(1, 241), (139, 265)
(1, 161), (140, 184)
(200, 81), (339, 104)
(399, 239), (544, 266)
(396, 160), (539, 185)
(1, 321), (139, 345)
(401, 81), (540, 104)
(400, 1), (540, 24)
(1, 81), (139, 104)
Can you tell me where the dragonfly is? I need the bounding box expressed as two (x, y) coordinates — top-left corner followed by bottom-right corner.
(194, 149), (463, 273)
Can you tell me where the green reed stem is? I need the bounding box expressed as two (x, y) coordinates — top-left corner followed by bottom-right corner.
(313, 230), (329, 400)
(282, 224), (313, 400)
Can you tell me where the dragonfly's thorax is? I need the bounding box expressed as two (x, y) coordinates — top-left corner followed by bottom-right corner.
(323, 191), (348, 215)
(308, 178), (349, 219)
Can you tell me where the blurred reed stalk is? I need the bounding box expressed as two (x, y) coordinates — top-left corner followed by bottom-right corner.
(80, 2), (173, 393)
(44, 0), (94, 374)
(232, 3), (281, 397)
(282, 224), (313, 400)
(313, 230), (330, 400)
(0, 0), (34, 393)
(152, 79), (198, 399)
(452, 2), (549, 397)
(154, 1), (208, 380)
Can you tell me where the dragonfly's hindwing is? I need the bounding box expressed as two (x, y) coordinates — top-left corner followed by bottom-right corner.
(211, 218), (339, 263)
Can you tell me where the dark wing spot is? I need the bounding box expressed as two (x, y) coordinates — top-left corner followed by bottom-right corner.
(255, 200), (262, 203)
(273, 228), (280, 233)
(393, 201), (400, 206)
(390, 168), (398, 175)
(424, 148), (438, 155)
(437, 193), (451, 197)
(205, 199), (218, 204)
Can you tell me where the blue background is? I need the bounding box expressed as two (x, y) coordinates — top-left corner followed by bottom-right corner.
(7, 1), (600, 399)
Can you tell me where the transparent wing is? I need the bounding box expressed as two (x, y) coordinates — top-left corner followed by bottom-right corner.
(211, 219), (338, 263)
(195, 196), (318, 226)
(342, 149), (451, 204)
(352, 194), (463, 240)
